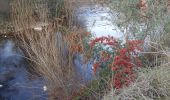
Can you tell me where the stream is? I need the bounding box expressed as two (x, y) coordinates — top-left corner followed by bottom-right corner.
(0, 4), (122, 100)
(0, 40), (47, 100)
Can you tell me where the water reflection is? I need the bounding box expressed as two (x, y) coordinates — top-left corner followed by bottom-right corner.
(0, 40), (47, 100)
(75, 5), (123, 38)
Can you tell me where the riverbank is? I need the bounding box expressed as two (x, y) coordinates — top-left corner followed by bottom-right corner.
(0, 0), (170, 100)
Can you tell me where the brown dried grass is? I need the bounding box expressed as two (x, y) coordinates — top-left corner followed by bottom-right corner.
(10, 0), (79, 99)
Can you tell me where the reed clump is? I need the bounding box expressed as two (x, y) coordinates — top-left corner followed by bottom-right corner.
(10, 0), (80, 99)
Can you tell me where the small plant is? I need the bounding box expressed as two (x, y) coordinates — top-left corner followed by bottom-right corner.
(90, 35), (143, 89)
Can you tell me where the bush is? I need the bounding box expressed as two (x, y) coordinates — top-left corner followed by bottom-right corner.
(90, 35), (143, 89)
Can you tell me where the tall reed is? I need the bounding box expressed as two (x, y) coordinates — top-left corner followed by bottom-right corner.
(10, 0), (77, 99)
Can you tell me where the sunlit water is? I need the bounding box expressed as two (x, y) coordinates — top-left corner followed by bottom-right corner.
(75, 5), (123, 38)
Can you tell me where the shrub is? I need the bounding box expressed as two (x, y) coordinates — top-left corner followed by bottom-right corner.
(90, 35), (143, 89)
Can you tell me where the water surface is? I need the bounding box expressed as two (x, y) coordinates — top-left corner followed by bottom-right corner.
(0, 40), (47, 100)
(75, 5), (123, 38)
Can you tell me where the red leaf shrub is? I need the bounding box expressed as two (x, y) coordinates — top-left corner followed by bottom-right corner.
(90, 36), (143, 89)
(90, 36), (119, 48)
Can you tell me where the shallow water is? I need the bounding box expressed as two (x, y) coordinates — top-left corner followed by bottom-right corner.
(0, 40), (47, 100)
(75, 5), (123, 38)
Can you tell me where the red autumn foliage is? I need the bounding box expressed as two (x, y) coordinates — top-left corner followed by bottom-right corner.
(90, 36), (119, 48)
(65, 31), (89, 53)
(90, 36), (143, 89)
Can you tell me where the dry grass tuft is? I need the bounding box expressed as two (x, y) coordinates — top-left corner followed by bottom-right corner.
(10, 0), (79, 99)
(103, 58), (170, 100)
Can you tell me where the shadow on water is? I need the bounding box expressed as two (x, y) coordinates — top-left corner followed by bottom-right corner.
(0, 40), (47, 100)
(73, 54), (94, 84)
